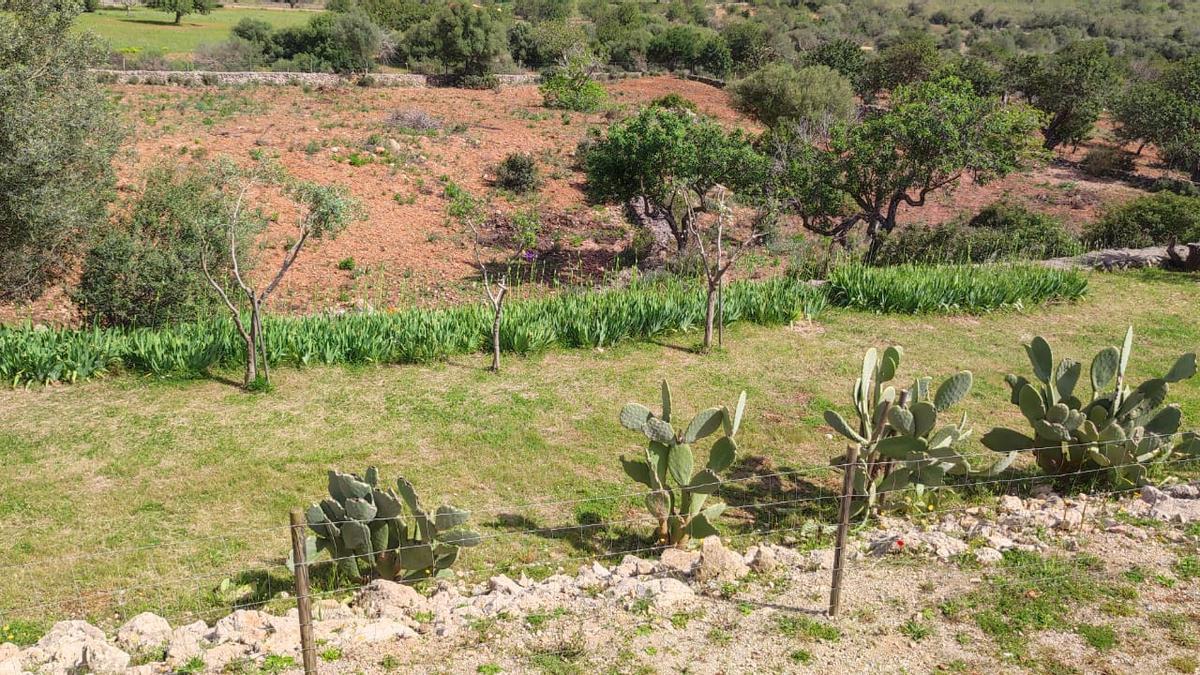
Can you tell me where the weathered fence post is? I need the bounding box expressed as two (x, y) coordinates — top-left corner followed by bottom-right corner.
(828, 442), (860, 617)
(290, 509), (318, 675)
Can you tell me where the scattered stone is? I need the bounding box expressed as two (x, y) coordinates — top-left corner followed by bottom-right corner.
(744, 545), (778, 573)
(165, 625), (206, 667)
(609, 577), (696, 610)
(338, 619), (417, 645)
(1136, 485), (1200, 523)
(999, 495), (1024, 512)
(657, 548), (700, 576)
(210, 609), (272, 646)
(117, 612), (172, 651)
(974, 547), (1003, 564)
(83, 641), (131, 673)
(203, 642), (251, 671)
(30, 620), (109, 671)
(695, 536), (750, 584)
(614, 555), (655, 578)
(489, 574), (524, 595)
(355, 579), (429, 619)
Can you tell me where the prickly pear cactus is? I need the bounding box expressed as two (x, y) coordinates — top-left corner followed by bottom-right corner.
(825, 346), (975, 516)
(982, 327), (1199, 487)
(619, 381), (746, 548)
(290, 468), (481, 582)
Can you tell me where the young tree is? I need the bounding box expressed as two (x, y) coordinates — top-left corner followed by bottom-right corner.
(767, 77), (1044, 259)
(856, 31), (942, 101)
(446, 183), (510, 372)
(687, 189), (764, 351)
(1114, 56), (1200, 181)
(1, 0), (124, 302)
(1006, 40), (1122, 150)
(584, 106), (761, 252)
(145, 0), (216, 25)
(198, 161), (361, 388)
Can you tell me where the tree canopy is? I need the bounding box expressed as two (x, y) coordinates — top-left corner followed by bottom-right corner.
(765, 77), (1044, 257)
(1, 0), (124, 302)
(584, 106), (761, 251)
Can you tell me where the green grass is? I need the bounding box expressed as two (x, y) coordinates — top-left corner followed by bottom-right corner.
(827, 262), (1087, 313)
(75, 7), (312, 57)
(774, 614), (841, 641)
(0, 272), (1196, 627)
(946, 550), (1139, 660)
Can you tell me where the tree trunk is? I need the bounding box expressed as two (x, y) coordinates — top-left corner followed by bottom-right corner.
(243, 332), (257, 387)
(253, 300), (270, 385)
(702, 283), (717, 351)
(174, 11), (182, 24)
(489, 287), (507, 372)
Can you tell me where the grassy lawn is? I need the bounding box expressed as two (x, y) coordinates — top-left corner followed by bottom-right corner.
(75, 7), (312, 57)
(0, 271), (1198, 628)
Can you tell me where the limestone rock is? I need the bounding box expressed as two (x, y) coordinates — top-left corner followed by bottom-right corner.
(83, 641), (130, 673)
(117, 612), (172, 651)
(657, 548), (700, 576)
(695, 536), (750, 584)
(355, 579), (429, 619)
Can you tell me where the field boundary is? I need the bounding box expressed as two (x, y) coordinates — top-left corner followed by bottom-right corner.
(91, 69), (654, 88)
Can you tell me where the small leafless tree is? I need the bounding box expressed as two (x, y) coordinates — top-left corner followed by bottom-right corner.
(687, 187), (765, 351)
(468, 220), (508, 373)
(199, 162), (360, 388)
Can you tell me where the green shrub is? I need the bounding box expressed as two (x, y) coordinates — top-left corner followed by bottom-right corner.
(539, 68), (607, 112)
(293, 468), (480, 582)
(1082, 193), (1200, 248)
(730, 63), (856, 128)
(648, 93), (698, 113)
(875, 201), (1082, 265)
(494, 153), (541, 193)
(827, 263), (1088, 313)
(73, 163), (255, 328)
(1079, 146), (1136, 179)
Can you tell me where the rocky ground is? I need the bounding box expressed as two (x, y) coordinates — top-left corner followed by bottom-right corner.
(4, 485), (1198, 674)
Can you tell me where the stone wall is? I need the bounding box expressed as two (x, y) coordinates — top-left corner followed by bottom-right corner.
(92, 70), (651, 88)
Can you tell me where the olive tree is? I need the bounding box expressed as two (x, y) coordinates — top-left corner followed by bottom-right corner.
(1, 0), (124, 302)
(766, 77), (1044, 259)
(145, 0), (216, 25)
(198, 160), (362, 388)
(1006, 40), (1122, 150)
(1114, 56), (1200, 181)
(730, 63), (856, 129)
(584, 106), (761, 252)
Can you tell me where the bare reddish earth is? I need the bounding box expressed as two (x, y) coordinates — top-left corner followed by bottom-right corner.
(0, 77), (1178, 326)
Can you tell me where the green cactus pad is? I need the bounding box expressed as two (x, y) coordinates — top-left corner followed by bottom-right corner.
(434, 505), (470, 531)
(824, 410), (865, 443)
(684, 407), (725, 443)
(981, 427), (1035, 453)
(1164, 353), (1197, 384)
(668, 443), (695, 486)
(619, 403), (652, 431)
(1026, 336), (1054, 384)
(707, 436), (737, 473)
(933, 371), (973, 412)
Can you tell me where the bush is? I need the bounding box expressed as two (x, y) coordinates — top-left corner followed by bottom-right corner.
(875, 201), (1082, 264)
(1079, 146), (1135, 179)
(539, 52), (607, 112)
(1, 2), (124, 302)
(730, 63), (856, 128)
(648, 93), (697, 113)
(74, 164), (255, 328)
(387, 108), (443, 132)
(1083, 193), (1200, 248)
(494, 153), (541, 193)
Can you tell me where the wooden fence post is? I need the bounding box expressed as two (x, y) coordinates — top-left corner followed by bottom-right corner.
(828, 442), (860, 617)
(290, 509), (318, 675)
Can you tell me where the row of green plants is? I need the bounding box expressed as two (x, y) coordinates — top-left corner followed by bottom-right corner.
(298, 327), (1198, 582)
(0, 264), (1087, 387)
(0, 276), (820, 386)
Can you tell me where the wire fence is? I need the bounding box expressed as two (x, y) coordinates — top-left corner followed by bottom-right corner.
(1, 433), (1196, 671)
